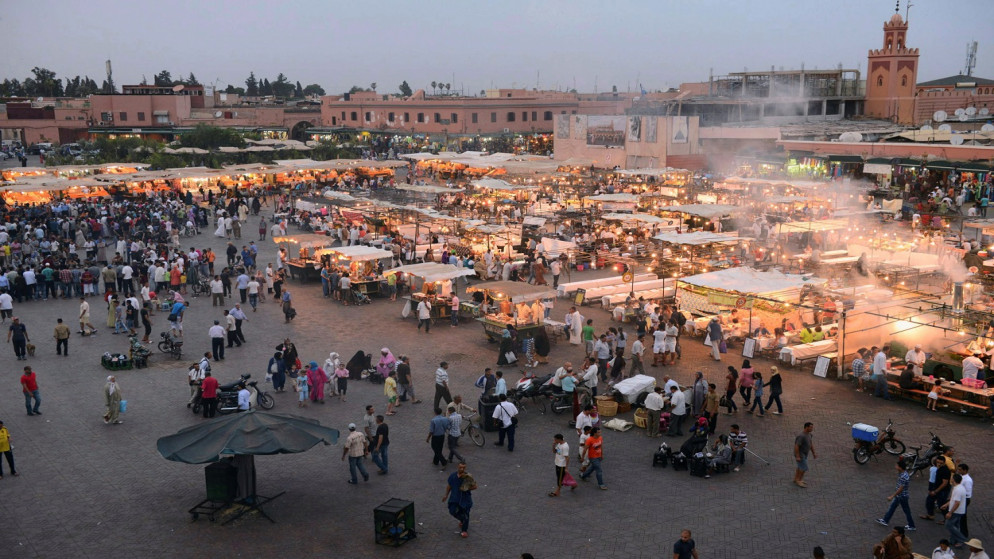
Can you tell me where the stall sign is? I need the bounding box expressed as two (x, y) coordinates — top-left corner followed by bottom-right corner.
(574, 288), (586, 306)
(696, 193), (718, 204)
(707, 291), (752, 309)
(658, 187), (680, 198)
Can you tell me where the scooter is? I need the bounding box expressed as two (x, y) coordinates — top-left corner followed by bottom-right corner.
(852, 419), (906, 464)
(157, 331), (183, 360)
(216, 374), (275, 414)
(538, 377), (574, 415)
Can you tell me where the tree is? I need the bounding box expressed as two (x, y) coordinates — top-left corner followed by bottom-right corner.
(140, 75), (148, 86)
(347, 85), (370, 94)
(445, 83), (451, 94)
(302, 83), (325, 96)
(398, 81), (413, 97)
(260, 78), (272, 96)
(185, 73), (200, 86)
(294, 81), (303, 98)
(272, 73), (293, 98)
(154, 70), (174, 87)
(611, 85), (618, 93)
(430, 81), (437, 94)
(370, 82), (377, 91)
(480, 89), (486, 96)
(179, 125), (246, 150)
(245, 72), (259, 96)
(224, 84), (246, 95)
(25, 67), (63, 97)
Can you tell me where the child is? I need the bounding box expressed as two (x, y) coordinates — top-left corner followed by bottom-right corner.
(296, 372), (309, 408)
(384, 370), (398, 415)
(578, 425), (592, 473)
(926, 379), (942, 411)
(335, 363), (349, 403)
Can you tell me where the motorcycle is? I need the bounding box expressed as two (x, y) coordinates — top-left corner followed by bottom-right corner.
(157, 331), (183, 360)
(901, 432), (948, 477)
(538, 377), (574, 415)
(510, 372), (550, 414)
(852, 419), (906, 464)
(216, 374), (275, 414)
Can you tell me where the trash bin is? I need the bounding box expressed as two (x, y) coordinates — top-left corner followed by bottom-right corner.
(204, 460), (237, 503)
(374, 498), (417, 547)
(479, 398), (500, 432)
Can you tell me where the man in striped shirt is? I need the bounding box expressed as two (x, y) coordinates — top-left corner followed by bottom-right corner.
(729, 424), (748, 472)
(851, 348), (867, 392)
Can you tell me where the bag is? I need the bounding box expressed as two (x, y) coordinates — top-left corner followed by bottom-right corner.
(504, 351), (517, 363)
(652, 450), (669, 468)
(474, 374), (487, 389)
(119, 400), (128, 413)
(401, 300), (411, 318)
(671, 452), (688, 471)
(703, 334), (712, 347)
(719, 395), (731, 408)
(690, 453), (708, 477)
(718, 340), (728, 354)
(562, 471), (578, 487)
(510, 416), (519, 426)
(167, 313), (179, 322)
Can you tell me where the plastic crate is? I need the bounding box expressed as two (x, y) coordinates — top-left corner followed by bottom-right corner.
(851, 423), (879, 442)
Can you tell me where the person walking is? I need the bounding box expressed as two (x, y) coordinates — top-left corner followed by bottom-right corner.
(747, 372), (766, 416)
(20, 366), (41, 416)
(445, 404), (465, 464)
(209, 320), (225, 361)
(673, 529), (699, 559)
(103, 375), (123, 424)
(334, 361), (349, 402)
(53, 318), (70, 356)
(341, 423), (370, 484)
(644, 386), (665, 438)
(492, 394), (518, 452)
(224, 311), (241, 348)
(370, 415), (389, 475)
(550, 433), (571, 497)
(8, 317), (29, 360)
(579, 426), (606, 490)
(876, 458), (917, 532)
(0, 420), (17, 478)
(427, 408), (451, 468)
(200, 371), (219, 419)
(764, 366), (784, 415)
(79, 298), (97, 335)
(628, 334), (646, 377)
(417, 298), (432, 333)
(281, 289), (294, 323)
(794, 422), (816, 488)
(434, 361), (453, 410)
(941, 473), (968, 547)
(443, 461), (476, 538)
(397, 355), (420, 404)
(666, 384), (687, 436)
(384, 370), (399, 415)
(956, 463), (974, 539)
(707, 317), (723, 361)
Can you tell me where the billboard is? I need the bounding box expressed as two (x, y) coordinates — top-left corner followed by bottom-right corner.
(586, 116), (626, 147)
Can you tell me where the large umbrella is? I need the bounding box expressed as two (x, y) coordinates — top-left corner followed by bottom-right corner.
(156, 409), (339, 464)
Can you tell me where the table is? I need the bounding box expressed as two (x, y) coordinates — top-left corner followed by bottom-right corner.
(286, 259), (321, 282)
(779, 339), (838, 366)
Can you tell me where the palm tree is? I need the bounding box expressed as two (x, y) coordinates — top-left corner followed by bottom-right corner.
(370, 82), (377, 91)
(430, 81), (437, 94)
(445, 83), (451, 94)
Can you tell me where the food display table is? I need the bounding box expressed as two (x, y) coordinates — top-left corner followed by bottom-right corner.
(611, 374), (657, 403)
(779, 339), (837, 366)
(477, 316), (544, 343)
(286, 259), (321, 282)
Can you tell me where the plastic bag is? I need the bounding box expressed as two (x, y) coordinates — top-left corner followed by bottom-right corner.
(401, 301), (411, 318)
(119, 400), (128, 413)
(562, 471), (578, 487)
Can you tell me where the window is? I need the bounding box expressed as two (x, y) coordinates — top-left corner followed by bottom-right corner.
(100, 112), (112, 122)
(471, 113), (478, 124)
(876, 76), (883, 87)
(350, 111), (358, 121)
(901, 76), (907, 87)
(571, 110), (577, 114)
(522, 111), (528, 122)
(451, 113), (458, 123)
(491, 112), (497, 123)
(561, 110), (567, 114)
(331, 117), (337, 125)
(155, 114), (169, 124)
(417, 113), (425, 123)
(506, 112), (516, 122)
(119, 112), (128, 121)
(388, 112), (395, 122)
(531, 111), (537, 121)
(434, 113), (441, 123)
(137, 112), (146, 122)
(364, 111), (371, 122)
(544, 111), (553, 121)
(403, 112), (410, 123)
(341, 111), (346, 120)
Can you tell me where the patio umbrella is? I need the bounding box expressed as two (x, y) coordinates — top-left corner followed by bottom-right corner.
(156, 409), (339, 464)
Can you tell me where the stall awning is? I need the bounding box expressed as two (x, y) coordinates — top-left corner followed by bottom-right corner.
(776, 218), (851, 234)
(659, 204), (739, 219)
(467, 281), (556, 303)
(272, 234), (337, 248)
(386, 263), (476, 283)
(315, 245), (393, 261)
(522, 216), (546, 227)
(678, 267), (825, 294)
(926, 160), (956, 171)
(540, 237), (577, 257)
(653, 231), (743, 246)
(958, 162), (992, 173)
(601, 212), (679, 226)
(827, 155), (863, 163)
(395, 184), (465, 194)
(585, 193), (640, 203)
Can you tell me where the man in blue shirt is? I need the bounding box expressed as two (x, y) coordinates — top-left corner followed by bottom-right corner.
(876, 459), (916, 531)
(236, 271), (250, 304)
(426, 408), (451, 468)
(169, 300), (189, 338)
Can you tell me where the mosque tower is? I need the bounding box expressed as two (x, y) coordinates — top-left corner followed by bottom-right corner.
(863, 6), (919, 124)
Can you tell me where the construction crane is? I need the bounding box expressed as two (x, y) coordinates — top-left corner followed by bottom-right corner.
(964, 41), (977, 77)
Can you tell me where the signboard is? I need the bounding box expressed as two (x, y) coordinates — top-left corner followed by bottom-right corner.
(707, 292), (753, 309)
(586, 116), (626, 147)
(742, 338), (756, 359)
(574, 288), (586, 306)
(813, 355), (830, 378)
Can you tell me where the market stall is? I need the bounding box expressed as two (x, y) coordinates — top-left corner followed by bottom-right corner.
(466, 281), (556, 342)
(273, 234), (339, 281)
(315, 245), (394, 296)
(390, 263), (476, 320)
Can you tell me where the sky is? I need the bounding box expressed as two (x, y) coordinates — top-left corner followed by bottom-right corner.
(3, 0), (993, 95)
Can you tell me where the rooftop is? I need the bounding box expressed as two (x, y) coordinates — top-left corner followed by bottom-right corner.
(917, 74), (994, 87)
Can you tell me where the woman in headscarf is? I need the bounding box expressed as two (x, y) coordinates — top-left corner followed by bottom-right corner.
(305, 361), (328, 404)
(282, 288), (294, 323)
(376, 348), (397, 379)
(268, 352), (286, 392)
(692, 371), (708, 416)
(104, 375), (123, 424)
(497, 323), (518, 366)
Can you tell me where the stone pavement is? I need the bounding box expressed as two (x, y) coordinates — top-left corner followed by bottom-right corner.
(0, 211), (992, 559)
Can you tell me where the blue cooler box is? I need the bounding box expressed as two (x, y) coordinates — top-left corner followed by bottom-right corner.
(851, 423), (879, 442)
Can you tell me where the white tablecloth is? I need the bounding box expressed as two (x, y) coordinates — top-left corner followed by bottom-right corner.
(611, 374), (657, 403)
(779, 340), (837, 365)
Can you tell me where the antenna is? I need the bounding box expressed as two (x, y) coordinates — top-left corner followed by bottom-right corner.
(895, 0), (899, 13)
(905, 1), (913, 22)
(964, 41), (978, 76)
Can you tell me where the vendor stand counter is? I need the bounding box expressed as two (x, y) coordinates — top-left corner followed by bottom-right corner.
(778, 339), (838, 366)
(405, 293), (455, 319)
(557, 273), (657, 297)
(286, 259), (322, 282)
(883, 370), (993, 413)
(477, 315), (545, 343)
(352, 278), (382, 296)
(467, 281), (556, 343)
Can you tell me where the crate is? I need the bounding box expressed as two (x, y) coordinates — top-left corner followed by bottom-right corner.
(851, 423), (879, 442)
(596, 396), (617, 417)
(374, 499), (416, 547)
(633, 408), (648, 429)
(616, 401), (632, 414)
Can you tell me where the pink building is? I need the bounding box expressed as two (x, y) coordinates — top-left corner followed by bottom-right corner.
(553, 114), (706, 169)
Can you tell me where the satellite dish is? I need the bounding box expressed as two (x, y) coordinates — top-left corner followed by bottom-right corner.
(959, 113), (969, 122)
(966, 107), (978, 116)
(920, 124), (933, 131)
(172, 84), (185, 92)
(980, 108), (990, 116)
(214, 111), (223, 118)
(981, 124), (994, 132)
(939, 123), (952, 132)
(36, 97), (43, 102)
(955, 108), (966, 116)
(950, 135), (964, 146)
(934, 110), (948, 122)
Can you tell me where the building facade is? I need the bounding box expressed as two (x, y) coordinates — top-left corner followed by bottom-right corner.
(863, 12), (919, 124)
(553, 114), (705, 169)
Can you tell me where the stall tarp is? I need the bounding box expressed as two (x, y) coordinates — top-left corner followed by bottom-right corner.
(601, 212), (678, 225)
(472, 178), (538, 191)
(585, 193), (641, 203)
(316, 245), (393, 261)
(386, 262), (476, 283)
(678, 267), (826, 294)
(522, 216), (547, 227)
(272, 234), (337, 248)
(659, 204), (738, 218)
(776, 218), (851, 234)
(653, 231), (743, 245)
(467, 281), (556, 303)
(395, 184), (465, 194)
(540, 237), (577, 257)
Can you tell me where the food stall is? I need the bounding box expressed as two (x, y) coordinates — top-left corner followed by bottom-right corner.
(273, 234), (339, 281)
(315, 245), (394, 296)
(466, 281), (556, 342)
(391, 263), (477, 320)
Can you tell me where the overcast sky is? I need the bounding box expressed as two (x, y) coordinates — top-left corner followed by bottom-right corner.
(4, 0), (992, 95)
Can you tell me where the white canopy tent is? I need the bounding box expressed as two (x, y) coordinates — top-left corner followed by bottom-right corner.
(678, 268), (825, 294)
(315, 245), (393, 262)
(395, 184), (465, 194)
(602, 212), (678, 225)
(653, 231), (743, 245)
(386, 263), (476, 283)
(659, 204), (739, 219)
(540, 237), (577, 257)
(472, 178), (539, 191)
(585, 193), (641, 203)
(776, 218), (851, 234)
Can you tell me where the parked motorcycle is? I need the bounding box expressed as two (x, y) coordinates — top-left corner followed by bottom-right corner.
(852, 419), (906, 464)
(901, 432), (948, 477)
(510, 372), (550, 414)
(216, 374), (275, 414)
(538, 378), (574, 415)
(157, 331), (183, 360)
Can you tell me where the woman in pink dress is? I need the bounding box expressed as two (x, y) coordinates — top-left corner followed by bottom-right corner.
(305, 361), (328, 404)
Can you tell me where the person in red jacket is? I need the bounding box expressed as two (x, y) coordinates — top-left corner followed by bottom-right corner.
(200, 371), (219, 418)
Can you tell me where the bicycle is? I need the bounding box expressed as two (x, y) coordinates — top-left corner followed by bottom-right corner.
(461, 411), (485, 447)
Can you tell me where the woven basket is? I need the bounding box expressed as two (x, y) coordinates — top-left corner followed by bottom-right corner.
(596, 396), (617, 417)
(633, 408), (648, 429)
(617, 401), (632, 414)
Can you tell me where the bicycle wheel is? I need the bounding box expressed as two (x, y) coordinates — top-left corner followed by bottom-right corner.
(467, 425), (485, 447)
(883, 439), (906, 455)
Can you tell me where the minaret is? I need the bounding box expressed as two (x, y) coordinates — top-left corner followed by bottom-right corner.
(864, 3), (920, 124)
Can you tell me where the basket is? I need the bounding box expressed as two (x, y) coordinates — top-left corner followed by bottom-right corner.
(596, 396), (617, 417)
(633, 408), (648, 429)
(617, 401), (632, 414)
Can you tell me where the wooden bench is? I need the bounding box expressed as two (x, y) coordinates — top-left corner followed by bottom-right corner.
(882, 380), (990, 414)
